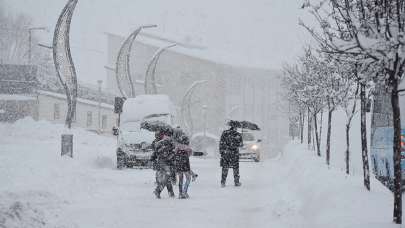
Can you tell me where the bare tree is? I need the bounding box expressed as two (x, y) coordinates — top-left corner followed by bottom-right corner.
(341, 82), (359, 175)
(301, 0), (405, 223)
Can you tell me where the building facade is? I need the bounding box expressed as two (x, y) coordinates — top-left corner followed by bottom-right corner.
(0, 64), (116, 133)
(106, 33), (289, 156)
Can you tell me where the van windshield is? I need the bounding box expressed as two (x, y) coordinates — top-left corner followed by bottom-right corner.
(242, 132), (255, 141)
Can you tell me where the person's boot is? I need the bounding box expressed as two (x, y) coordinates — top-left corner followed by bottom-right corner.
(191, 172), (198, 182)
(221, 182), (226, 188)
(153, 189), (161, 199)
(183, 192), (189, 199)
(234, 182), (242, 187)
(169, 191), (175, 198)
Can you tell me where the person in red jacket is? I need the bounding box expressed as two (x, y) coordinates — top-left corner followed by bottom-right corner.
(174, 135), (193, 199)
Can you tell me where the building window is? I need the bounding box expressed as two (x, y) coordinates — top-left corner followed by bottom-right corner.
(54, 104), (60, 120)
(86, 111), (93, 127)
(102, 115), (107, 129)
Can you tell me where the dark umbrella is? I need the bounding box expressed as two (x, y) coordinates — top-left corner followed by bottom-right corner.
(227, 120), (260, 131)
(140, 120), (173, 133)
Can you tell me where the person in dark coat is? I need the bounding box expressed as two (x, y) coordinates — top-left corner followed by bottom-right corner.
(219, 123), (243, 187)
(174, 134), (192, 199)
(150, 129), (176, 198)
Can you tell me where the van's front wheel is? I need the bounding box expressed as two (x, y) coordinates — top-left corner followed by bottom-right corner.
(116, 148), (126, 169)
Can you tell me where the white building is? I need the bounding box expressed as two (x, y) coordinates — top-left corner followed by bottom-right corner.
(105, 32), (289, 156)
(36, 90), (115, 132)
(0, 64), (117, 133)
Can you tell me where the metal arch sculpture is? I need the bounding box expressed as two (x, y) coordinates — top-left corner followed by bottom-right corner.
(115, 25), (157, 98)
(53, 0), (78, 129)
(144, 43), (176, 94)
(180, 80), (207, 135)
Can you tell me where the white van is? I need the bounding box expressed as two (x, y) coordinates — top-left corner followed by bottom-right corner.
(114, 95), (176, 168)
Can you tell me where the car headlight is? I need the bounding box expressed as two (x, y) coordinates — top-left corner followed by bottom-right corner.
(251, 144), (259, 151)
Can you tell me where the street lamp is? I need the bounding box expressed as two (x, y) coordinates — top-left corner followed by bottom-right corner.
(28, 27), (48, 64)
(180, 80), (208, 135)
(97, 80), (103, 132)
(144, 43), (176, 94)
(202, 105), (208, 137)
(115, 24), (157, 98)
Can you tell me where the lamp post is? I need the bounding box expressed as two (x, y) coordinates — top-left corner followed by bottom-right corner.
(97, 80), (103, 132)
(115, 24), (157, 98)
(180, 80), (207, 135)
(28, 27), (47, 64)
(202, 105), (208, 137)
(144, 43), (176, 94)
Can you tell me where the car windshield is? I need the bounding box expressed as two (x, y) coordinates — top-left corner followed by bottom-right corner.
(242, 132), (255, 141)
(121, 122), (140, 132)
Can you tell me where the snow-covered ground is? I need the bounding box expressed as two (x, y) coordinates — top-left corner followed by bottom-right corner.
(0, 118), (400, 228)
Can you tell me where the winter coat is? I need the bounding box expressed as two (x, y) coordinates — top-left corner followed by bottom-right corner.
(151, 136), (175, 171)
(174, 144), (192, 172)
(219, 128), (243, 168)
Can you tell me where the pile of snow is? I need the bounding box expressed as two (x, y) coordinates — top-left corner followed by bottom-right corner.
(0, 118), (116, 227)
(121, 95), (175, 123)
(300, 106), (371, 176)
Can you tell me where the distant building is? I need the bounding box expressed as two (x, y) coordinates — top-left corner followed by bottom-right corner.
(0, 64), (116, 133)
(105, 32), (288, 156)
(0, 65), (38, 122)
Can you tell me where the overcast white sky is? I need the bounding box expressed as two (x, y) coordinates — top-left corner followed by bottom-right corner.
(4, 0), (315, 85)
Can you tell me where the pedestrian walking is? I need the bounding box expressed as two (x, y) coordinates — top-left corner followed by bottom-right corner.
(150, 129), (176, 198)
(174, 134), (193, 199)
(219, 121), (243, 187)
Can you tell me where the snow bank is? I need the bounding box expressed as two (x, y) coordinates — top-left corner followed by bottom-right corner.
(0, 118), (116, 227)
(300, 106), (371, 176)
(279, 142), (396, 228)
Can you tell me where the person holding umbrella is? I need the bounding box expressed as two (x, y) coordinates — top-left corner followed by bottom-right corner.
(219, 120), (243, 187)
(144, 121), (176, 199)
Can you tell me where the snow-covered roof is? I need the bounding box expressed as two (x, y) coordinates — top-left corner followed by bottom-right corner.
(37, 90), (114, 110)
(121, 94), (175, 123)
(0, 94), (37, 101)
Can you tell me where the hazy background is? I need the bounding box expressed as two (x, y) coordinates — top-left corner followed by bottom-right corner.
(3, 0), (314, 85)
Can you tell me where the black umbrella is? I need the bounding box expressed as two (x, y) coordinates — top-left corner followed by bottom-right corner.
(227, 120), (260, 131)
(140, 120), (173, 133)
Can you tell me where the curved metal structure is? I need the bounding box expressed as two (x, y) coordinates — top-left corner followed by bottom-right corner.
(180, 80), (207, 135)
(52, 0), (78, 129)
(144, 43), (176, 94)
(115, 25), (157, 98)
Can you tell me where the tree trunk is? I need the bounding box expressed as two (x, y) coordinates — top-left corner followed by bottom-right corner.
(307, 108), (312, 148)
(391, 78), (402, 224)
(300, 111), (305, 144)
(319, 110), (323, 144)
(326, 107), (333, 166)
(313, 112), (321, 156)
(360, 83), (370, 191)
(345, 123), (350, 175)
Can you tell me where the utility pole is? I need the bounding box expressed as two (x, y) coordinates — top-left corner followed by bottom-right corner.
(97, 80), (103, 132)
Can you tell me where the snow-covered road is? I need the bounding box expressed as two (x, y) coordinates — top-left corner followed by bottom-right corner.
(0, 119), (399, 228)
